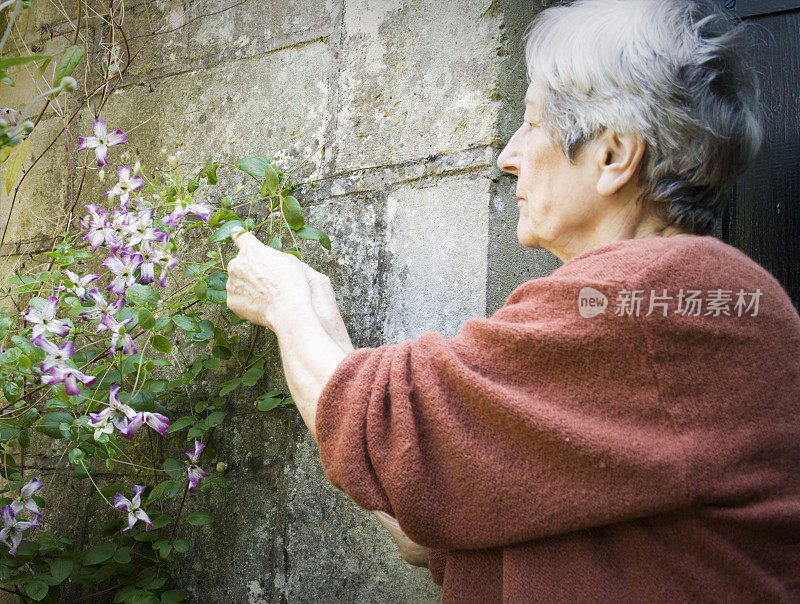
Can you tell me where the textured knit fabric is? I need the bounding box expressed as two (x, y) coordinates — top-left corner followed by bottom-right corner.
(316, 234), (800, 603)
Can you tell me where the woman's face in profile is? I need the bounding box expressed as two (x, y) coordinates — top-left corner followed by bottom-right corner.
(497, 81), (602, 252)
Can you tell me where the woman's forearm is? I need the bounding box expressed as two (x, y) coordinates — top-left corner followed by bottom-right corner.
(273, 306), (348, 441)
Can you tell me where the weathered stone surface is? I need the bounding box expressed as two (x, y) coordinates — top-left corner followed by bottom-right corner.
(286, 428), (442, 603)
(383, 176), (493, 341)
(186, 0), (333, 63)
(335, 0), (503, 172)
(93, 37), (331, 194)
(0, 117), (73, 244)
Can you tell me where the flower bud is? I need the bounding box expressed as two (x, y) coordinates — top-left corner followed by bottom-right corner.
(21, 120), (34, 133)
(216, 462), (227, 474)
(0, 118), (7, 129)
(167, 155), (178, 169)
(60, 76), (78, 92)
(133, 160), (141, 174)
(98, 168), (105, 183)
(160, 147), (168, 156)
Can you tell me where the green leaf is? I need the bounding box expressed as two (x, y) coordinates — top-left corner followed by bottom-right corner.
(234, 156), (269, 179)
(164, 458), (183, 480)
(280, 195), (304, 229)
(54, 46), (84, 86)
(261, 163), (280, 196)
(211, 345), (231, 360)
(0, 55), (52, 70)
(49, 558), (73, 583)
(186, 511), (214, 526)
(138, 308), (156, 329)
(207, 270), (228, 290)
(6, 138), (30, 195)
(25, 580), (48, 601)
(219, 377), (241, 396)
(190, 319), (214, 342)
(241, 365), (265, 387)
(172, 315), (199, 333)
(295, 225), (331, 250)
(193, 280), (207, 300)
(206, 411), (225, 427)
(187, 179), (199, 193)
(170, 541), (188, 556)
(167, 416), (194, 434)
(151, 334), (172, 354)
(83, 542), (117, 565)
(256, 397), (282, 412)
(35, 412), (73, 439)
(164, 480), (183, 498)
(113, 547), (131, 564)
(126, 285), (160, 310)
(211, 219), (244, 243)
(121, 353), (145, 376)
(150, 513), (171, 529)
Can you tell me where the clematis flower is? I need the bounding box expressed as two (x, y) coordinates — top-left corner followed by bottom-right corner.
(138, 240), (179, 286)
(79, 204), (109, 251)
(0, 108), (21, 127)
(103, 251), (143, 295)
(0, 505), (39, 555)
(98, 312), (136, 356)
(139, 411), (169, 437)
(80, 289), (125, 321)
(122, 208), (166, 248)
(10, 478), (44, 518)
(41, 363), (96, 396)
(23, 297), (70, 339)
(32, 334), (75, 373)
(60, 270), (100, 302)
(113, 485), (152, 533)
(186, 440), (210, 493)
(78, 119), (126, 167)
(104, 210), (134, 251)
(183, 200), (212, 223)
(106, 166), (145, 208)
(89, 386), (140, 441)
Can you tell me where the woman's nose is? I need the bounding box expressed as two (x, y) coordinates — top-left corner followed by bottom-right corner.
(497, 130), (522, 175)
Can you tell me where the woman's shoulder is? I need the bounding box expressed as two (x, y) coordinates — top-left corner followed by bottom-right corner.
(501, 235), (798, 325)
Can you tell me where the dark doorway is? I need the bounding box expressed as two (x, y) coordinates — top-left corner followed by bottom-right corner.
(715, 1), (800, 312)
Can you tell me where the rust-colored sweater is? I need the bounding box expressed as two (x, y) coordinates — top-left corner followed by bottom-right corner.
(316, 234), (800, 603)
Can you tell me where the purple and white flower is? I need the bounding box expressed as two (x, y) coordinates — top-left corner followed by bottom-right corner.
(41, 363), (96, 396)
(163, 199), (212, 229)
(78, 119), (126, 167)
(23, 296), (70, 339)
(10, 478), (44, 518)
(138, 240), (179, 287)
(122, 208), (166, 248)
(60, 270), (100, 302)
(89, 386), (140, 440)
(79, 204), (109, 251)
(80, 289), (125, 321)
(186, 440), (210, 493)
(98, 313), (136, 356)
(113, 485), (152, 533)
(32, 334), (75, 373)
(0, 505), (39, 555)
(139, 411), (169, 437)
(106, 166), (145, 207)
(103, 251), (143, 295)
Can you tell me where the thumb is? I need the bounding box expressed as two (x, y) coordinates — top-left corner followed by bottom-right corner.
(230, 227), (259, 251)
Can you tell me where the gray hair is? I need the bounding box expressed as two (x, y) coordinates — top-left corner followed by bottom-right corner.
(523, 0), (765, 235)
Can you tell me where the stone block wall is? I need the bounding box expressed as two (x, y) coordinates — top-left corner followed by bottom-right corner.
(0, 0), (558, 601)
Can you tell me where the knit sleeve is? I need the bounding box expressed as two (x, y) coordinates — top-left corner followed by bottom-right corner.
(315, 276), (691, 551)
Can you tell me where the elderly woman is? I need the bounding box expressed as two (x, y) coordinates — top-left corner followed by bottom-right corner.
(226, 0), (800, 601)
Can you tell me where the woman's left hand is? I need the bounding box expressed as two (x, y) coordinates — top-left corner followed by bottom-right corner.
(226, 229), (312, 331)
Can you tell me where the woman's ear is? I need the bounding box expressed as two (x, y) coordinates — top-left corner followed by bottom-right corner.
(594, 130), (646, 197)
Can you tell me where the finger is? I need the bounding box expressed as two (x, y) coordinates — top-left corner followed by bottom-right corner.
(230, 227), (259, 250)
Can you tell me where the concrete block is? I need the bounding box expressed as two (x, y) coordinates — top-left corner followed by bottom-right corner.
(335, 0), (502, 172)
(94, 38), (331, 196)
(186, 0), (333, 62)
(286, 428), (442, 603)
(383, 175), (492, 341)
(0, 117), (73, 244)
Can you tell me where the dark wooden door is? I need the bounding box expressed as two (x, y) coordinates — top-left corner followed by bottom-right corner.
(715, 0), (800, 312)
